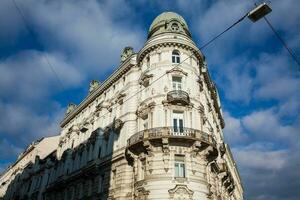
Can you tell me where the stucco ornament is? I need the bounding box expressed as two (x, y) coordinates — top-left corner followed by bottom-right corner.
(121, 46), (134, 62)
(168, 184), (194, 199)
(66, 103), (77, 115)
(89, 80), (100, 93)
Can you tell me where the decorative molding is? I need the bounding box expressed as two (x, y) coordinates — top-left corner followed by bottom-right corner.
(89, 80), (100, 93)
(166, 66), (188, 76)
(121, 47), (134, 63)
(168, 184), (194, 199)
(66, 103), (77, 115)
(136, 102), (156, 117)
(61, 56), (135, 127)
(139, 71), (153, 87)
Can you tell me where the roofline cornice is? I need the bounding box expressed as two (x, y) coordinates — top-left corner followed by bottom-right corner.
(60, 55), (137, 127)
(138, 34), (204, 64)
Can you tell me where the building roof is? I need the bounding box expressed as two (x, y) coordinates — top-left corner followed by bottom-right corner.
(148, 12), (191, 38)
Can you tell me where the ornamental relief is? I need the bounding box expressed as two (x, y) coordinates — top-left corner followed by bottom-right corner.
(168, 184), (194, 200)
(139, 71), (153, 87)
(121, 46), (134, 63)
(136, 102), (156, 117)
(166, 66), (188, 76)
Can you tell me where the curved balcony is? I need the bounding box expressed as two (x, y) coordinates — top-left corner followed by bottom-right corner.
(127, 127), (216, 148)
(167, 90), (190, 105)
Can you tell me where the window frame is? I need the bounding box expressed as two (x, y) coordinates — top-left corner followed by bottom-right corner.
(172, 50), (180, 64)
(172, 111), (184, 133)
(174, 155), (186, 178)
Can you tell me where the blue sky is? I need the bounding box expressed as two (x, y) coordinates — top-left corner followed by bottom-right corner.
(0, 0), (299, 199)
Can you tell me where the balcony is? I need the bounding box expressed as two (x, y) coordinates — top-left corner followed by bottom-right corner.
(167, 90), (190, 105)
(127, 127), (216, 148)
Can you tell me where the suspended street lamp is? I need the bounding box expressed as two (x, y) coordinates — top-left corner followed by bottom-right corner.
(247, 3), (272, 22)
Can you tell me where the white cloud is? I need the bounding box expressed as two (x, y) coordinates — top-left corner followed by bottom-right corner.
(0, 0), (25, 44)
(26, 0), (144, 74)
(233, 143), (287, 171)
(223, 111), (248, 144)
(0, 139), (23, 161)
(0, 101), (63, 144)
(0, 50), (83, 102)
(242, 109), (296, 143)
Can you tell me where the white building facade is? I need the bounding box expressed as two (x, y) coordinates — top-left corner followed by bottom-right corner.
(0, 12), (243, 200)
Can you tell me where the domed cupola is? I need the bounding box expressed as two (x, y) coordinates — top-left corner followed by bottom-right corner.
(148, 12), (191, 39)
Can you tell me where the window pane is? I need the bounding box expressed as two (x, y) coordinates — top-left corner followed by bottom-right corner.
(181, 163), (185, 177)
(175, 163), (179, 177)
(173, 119), (178, 132)
(173, 82), (176, 90)
(172, 56), (175, 63)
(178, 83), (182, 90)
(179, 119), (184, 133)
(172, 76), (182, 82)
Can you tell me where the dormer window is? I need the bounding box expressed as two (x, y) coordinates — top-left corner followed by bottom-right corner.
(171, 23), (179, 31)
(172, 50), (180, 64)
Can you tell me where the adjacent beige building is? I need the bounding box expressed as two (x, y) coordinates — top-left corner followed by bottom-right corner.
(0, 136), (59, 199)
(0, 12), (243, 200)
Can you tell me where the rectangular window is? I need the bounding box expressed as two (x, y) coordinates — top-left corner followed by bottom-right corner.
(174, 155), (185, 178)
(172, 76), (182, 90)
(173, 112), (184, 134)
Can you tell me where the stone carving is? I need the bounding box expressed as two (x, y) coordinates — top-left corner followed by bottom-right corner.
(136, 102), (156, 117)
(168, 184), (194, 199)
(139, 71), (153, 87)
(121, 46), (134, 62)
(66, 103), (77, 115)
(134, 187), (150, 200)
(115, 92), (126, 104)
(166, 66), (188, 76)
(89, 80), (100, 93)
(112, 118), (124, 133)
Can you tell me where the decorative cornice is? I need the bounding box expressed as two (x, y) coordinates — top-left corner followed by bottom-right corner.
(60, 56), (136, 127)
(201, 64), (225, 129)
(137, 36), (204, 64)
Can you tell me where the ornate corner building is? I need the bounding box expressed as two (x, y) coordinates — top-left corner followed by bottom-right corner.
(0, 12), (243, 200)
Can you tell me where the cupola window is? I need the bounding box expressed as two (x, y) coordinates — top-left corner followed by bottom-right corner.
(172, 50), (180, 64)
(171, 23), (179, 31)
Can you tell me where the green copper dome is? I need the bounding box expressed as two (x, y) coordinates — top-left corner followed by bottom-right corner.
(148, 12), (191, 38)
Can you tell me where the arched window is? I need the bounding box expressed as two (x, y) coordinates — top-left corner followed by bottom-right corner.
(172, 50), (180, 64)
(171, 23), (179, 31)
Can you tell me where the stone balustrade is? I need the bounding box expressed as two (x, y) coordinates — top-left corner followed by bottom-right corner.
(167, 90), (190, 105)
(127, 127), (216, 147)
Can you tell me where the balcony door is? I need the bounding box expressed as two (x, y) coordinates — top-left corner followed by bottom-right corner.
(172, 76), (182, 91)
(173, 112), (184, 134)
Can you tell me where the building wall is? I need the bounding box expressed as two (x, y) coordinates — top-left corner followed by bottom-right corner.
(0, 12), (243, 200)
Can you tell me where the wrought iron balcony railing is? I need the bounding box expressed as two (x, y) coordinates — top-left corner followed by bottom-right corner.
(127, 127), (216, 147)
(167, 90), (190, 105)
